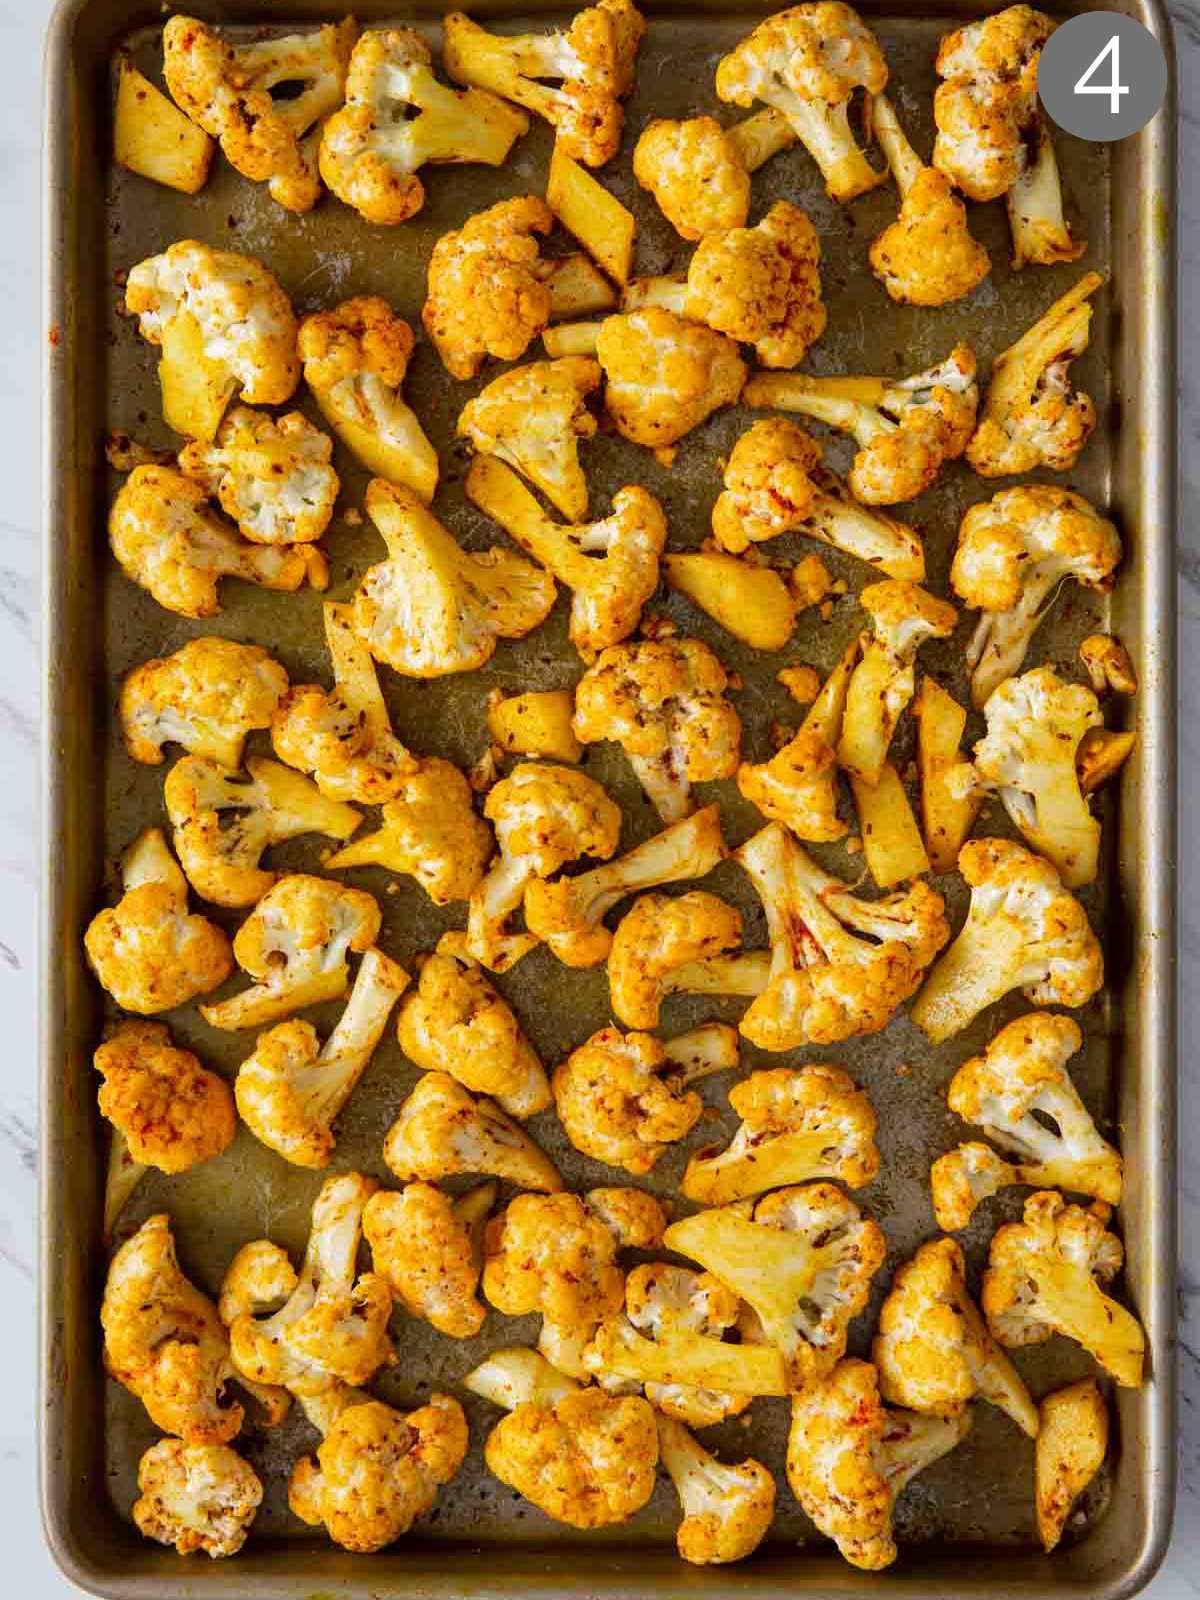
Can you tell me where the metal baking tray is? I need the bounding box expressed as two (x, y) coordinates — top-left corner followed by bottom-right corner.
(41, 0), (1177, 1594)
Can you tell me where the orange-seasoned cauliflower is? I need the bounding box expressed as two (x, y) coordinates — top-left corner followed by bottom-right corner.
(594, 307), (747, 447)
(1036, 1379), (1108, 1552)
(95, 1019), (235, 1173)
(320, 28), (528, 225)
(423, 196), (557, 379)
(1079, 633), (1138, 698)
(872, 1234), (1038, 1435)
(163, 15), (356, 212)
(633, 109), (793, 240)
(176, 405), (338, 546)
(787, 1359), (971, 1570)
(120, 637), (288, 769)
(443, 0), (645, 167)
(84, 828), (232, 1014)
(235, 948), (408, 1169)
(364, 1180), (494, 1338)
(465, 454), (666, 660)
(607, 890), (743, 1028)
(290, 1391), (468, 1551)
(573, 637), (741, 821)
(383, 1071), (562, 1191)
(910, 838), (1104, 1043)
(132, 1439), (262, 1559)
(350, 478), (555, 676)
(657, 1413), (775, 1565)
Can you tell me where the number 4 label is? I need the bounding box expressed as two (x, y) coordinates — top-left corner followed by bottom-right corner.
(1074, 34), (1130, 115)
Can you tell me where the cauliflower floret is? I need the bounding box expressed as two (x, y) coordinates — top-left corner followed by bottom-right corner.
(364, 1180), (494, 1338)
(422, 196), (557, 379)
(629, 201), (825, 368)
(320, 28), (528, 224)
(872, 1234), (1038, 1435)
(1079, 633), (1138, 697)
(84, 828), (232, 1014)
(715, 2), (887, 201)
(443, 0), (645, 167)
(594, 307), (747, 447)
(683, 1064), (878, 1205)
(658, 1415), (775, 1565)
(910, 838), (1103, 1043)
(327, 758), (492, 906)
(235, 947), (409, 1169)
(837, 579), (958, 786)
(164, 753), (362, 908)
(177, 405), (337, 546)
(458, 357), (601, 521)
(949, 667), (1103, 886)
(739, 728), (847, 843)
(200, 875), (381, 1032)
(466, 454), (666, 660)
(951, 485), (1122, 707)
(665, 1182), (885, 1388)
(95, 1019), (235, 1173)
(351, 478), (555, 676)
(290, 1391), (468, 1552)
(745, 344), (978, 505)
(712, 418), (926, 578)
(124, 240), (300, 440)
(786, 1358), (971, 1570)
(572, 637), (742, 821)
(103, 1213), (288, 1443)
(383, 1071), (562, 1191)
(163, 16), (356, 212)
(298, 297), (438, 501)
(524, 804), (727, 967)
(132, 1439), (262, 1558)
(983, 1191), (1144, 1387)
(607, 890), (743, 1028)
(223, 1171), (395, 1397)
(120, 637), (288, 769)
(868, 94), (990, 307)
(734, 823), (948, 1051)
(966, 272), (1104, 477)
(1037, 1379), (1108, 1552)
(398, 951), (550, 1117)
(633, 109), (794, 240)
(108, 466), (324, 618)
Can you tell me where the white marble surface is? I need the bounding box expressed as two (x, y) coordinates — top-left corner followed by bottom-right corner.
(4, 0), (1197, 1592)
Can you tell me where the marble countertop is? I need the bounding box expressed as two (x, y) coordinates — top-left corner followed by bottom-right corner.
(7, 0), (1198, 1592)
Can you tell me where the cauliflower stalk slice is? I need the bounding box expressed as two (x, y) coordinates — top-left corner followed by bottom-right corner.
(132, 1438), (262, 1559)
(177, 405), (338, 546)
(633, 108), (794, 240)
(458, 357), (601, 521)
(320, 28), (529, 225)
(787, 1358), (972, 1571)
(662, 546), (799, 652)
(983, 1191), (1145, 1387)
(234, 947), (409, 1169)
(657, 1413), (776, 1566)
(607, 890), (744, 1029)
(910, 838), (1104, 1043)
(95, 1019), (235, 1184)
(1037, 1379), (1108, 1552)
(120, 637), (288, 769)
(383, 1071), (562, 1191)
(715, 2), (888, 203)
(364, 1180), (496, 1339)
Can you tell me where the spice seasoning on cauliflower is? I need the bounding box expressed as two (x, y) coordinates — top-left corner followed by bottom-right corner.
(120, 637), (288, 770)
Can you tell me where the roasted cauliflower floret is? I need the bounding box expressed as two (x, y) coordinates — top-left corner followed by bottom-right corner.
(1079, 632), (1138, 697)
(85, 828), (232, 1014)
(235, 948), (409, 1168)
(683, 1064), (879, 1205)
(951, 484), (1122, 707)
(120, 637), (288, 769)
(787, 1358), (971, 1570)
(573, 637), (741, 821)
(320, 27), (528, 224)
(124, 240), (300, 440)
(95, 1019), (235, 1173)
(290, 1391), (468, 1552)
(910, 838), (1104, 1043)
(1037, 1379), (1108, 1552)
(594, 307), (747, 448)
(607, 890), (742, 1028)
(364, 1180), (494, 1339)
(465, 454), (666, 660)
(633, 109), (793, 240)
(351, 478), (554, 676)
(298, 296), (438, 500)
(163, 15), (356, 212)
(177, 405), (337, 546)
(734, 823), (948, 1051)
(132, 1438), (262, 1559)
(108, 466), (323, 618)
(983, 1191), (1144, 1387)
(443, 0), (645, 167)
(524, 804), (727, 967)
(383, 1071), (562, 1191)
(715, 3), (887, 202)
(459, 357), (601, 521)
(657, 1413), (776, 1565)
(422, 196), (556, 379)
(967, 272), (1104, 477)
(712, 417), (926, 578)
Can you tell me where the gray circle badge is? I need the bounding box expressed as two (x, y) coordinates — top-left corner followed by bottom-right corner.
(1038, 12), (1168, 141)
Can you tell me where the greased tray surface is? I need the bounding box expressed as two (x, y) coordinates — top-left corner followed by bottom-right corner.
(42, 2), (1178, 1596)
